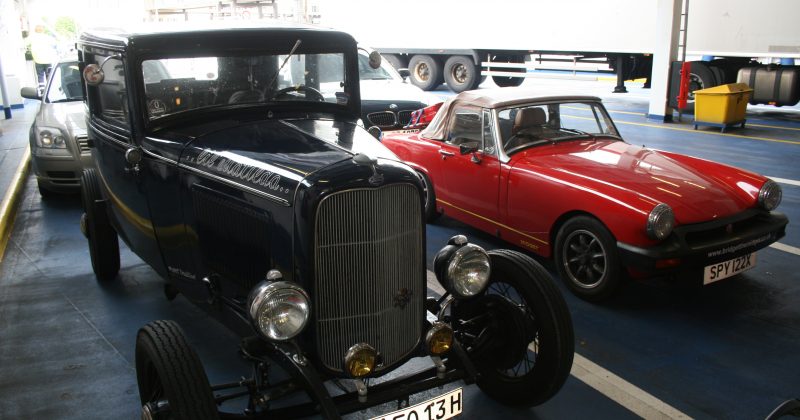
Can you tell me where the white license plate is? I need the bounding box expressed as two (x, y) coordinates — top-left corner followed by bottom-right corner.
(371, 388), (463, 420)
(703, 253), (756, 285)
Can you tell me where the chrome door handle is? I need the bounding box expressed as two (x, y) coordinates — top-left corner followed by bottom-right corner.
(439, 150), (455, 159)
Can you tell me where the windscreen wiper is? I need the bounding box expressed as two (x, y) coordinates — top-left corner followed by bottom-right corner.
(266, 39), (302, 91)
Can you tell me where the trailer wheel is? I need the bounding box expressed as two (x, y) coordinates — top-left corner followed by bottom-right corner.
(687, 61), (718, 101)
(409, 55), (443, 91)
(384, 54), (409, 70)
(444, 56), (479, 93)
(491, 55), (525, 88)
(136, 320), (219, 420)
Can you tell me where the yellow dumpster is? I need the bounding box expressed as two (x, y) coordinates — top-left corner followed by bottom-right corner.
(693, 83), (753, 133)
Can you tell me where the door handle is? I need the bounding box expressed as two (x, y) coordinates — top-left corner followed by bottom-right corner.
(439, 150), (455, 159)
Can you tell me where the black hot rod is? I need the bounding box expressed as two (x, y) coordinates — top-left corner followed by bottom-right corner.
(77, 24), (574, 419)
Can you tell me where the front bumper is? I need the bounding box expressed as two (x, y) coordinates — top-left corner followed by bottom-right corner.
(617, 210), (788, 277)
(31, 152), (93, 192)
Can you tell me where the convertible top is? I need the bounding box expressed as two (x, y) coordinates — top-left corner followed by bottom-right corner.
(421, 88), (602, 140)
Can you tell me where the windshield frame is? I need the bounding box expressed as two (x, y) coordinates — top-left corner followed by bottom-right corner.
(44, 60), (84, 104)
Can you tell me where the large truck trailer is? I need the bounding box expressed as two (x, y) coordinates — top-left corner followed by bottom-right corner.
(319, 0), (800, 103)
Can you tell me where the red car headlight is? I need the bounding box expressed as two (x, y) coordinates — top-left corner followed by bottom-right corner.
(758, 180), (782, 211)
(646, 203), (674, 241)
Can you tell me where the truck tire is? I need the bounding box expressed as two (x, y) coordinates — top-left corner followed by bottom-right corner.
(384, 54), (409, 70)
(490, 55), (525, 88)
(80, 169), (120, 282)
(136, 320), (218, 420)
(444, 55), (479, 93)
(687, 61), (718, 101)
(409, 55), (443, 91)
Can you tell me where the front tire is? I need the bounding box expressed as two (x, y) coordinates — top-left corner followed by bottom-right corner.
(554, 215), (622, 301)
(80, 169), (120, 281)
(136, 320), (219, 420)
(409, 55), (443, 91)
(454, 250), (574, 406)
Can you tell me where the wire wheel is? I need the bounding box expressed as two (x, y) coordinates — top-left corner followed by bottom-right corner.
(562, 229), (607, 289)
(487, 281), (539, 378)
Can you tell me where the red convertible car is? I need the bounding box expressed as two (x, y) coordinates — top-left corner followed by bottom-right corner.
(381, 88), (788, 301)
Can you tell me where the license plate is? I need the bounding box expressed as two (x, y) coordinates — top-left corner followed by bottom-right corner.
(371, 388), (463, 420)
(703, 253), (756, 285)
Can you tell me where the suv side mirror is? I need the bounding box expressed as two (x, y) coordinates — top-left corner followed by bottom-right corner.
(459, 141), (479, 155)
(398, 68), (410, 80)
(20, 87), (42, 100)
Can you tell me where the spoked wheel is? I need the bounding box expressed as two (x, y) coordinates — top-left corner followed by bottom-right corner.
(80, 169), (120, 281)
(136, 320), (219, 420)
(554, 215), (622, 301)
(417, 171), (441, 223)
(453, 250), (574, 406)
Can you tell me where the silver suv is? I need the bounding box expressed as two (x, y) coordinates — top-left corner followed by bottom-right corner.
(21, 60), (91, 196)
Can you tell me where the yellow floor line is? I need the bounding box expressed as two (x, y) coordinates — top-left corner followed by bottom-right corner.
(0, 147), (31, 264)
(613, 119), (800, 145)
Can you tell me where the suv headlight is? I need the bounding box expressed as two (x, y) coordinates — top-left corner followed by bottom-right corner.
(758, 180), (782, 211)
(433, 235), (491, 299)
(646, 203), (674, 240)
(248, 279), (310, 341)
(35, 126), (67, 149)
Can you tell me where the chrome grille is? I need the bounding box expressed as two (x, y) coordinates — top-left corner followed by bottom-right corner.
(314, 184), (424, 373)
(367, 111), (397, 128)
(398, 110), (414, 126)
(76, 135), (90, 154)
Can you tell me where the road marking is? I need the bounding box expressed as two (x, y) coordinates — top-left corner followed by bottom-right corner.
(770, 242), (800, 256)
(768, 176), (800, 187)
(612, 119), (800, 145)
(425, 272), (688, 418)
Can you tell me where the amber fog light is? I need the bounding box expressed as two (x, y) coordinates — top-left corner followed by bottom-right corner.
(344, 343), (377, 377)
(426, 322), (454, 356)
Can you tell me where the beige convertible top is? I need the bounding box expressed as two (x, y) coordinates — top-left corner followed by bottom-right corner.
(421, 88), (602, 141)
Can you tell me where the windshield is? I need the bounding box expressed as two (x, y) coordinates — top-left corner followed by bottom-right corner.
(46, 61), (83, 103)
(142, 51), (350, 120)
(497, 102), (620, 153)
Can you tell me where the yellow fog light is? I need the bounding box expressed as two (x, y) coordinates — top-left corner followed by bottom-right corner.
(344, 343), (377, 377)
(426, 322), (454, 355)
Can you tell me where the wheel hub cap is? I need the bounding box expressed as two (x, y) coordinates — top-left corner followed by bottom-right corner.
(563, 229), (607, 288)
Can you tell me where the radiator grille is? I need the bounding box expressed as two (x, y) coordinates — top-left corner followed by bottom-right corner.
(314, 184), (424, 373)
(76, 135), (91, 154)
(398, 110), (413, 126)
(367, 111), (397, 128)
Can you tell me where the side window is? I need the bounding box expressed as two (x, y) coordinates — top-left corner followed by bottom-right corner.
(447, 107), (481, 146)
(482, 109), (496, 155)
(88, 54), (130, 129)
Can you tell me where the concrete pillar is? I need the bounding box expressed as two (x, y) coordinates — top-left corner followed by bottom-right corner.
(647, 0), (684, 121)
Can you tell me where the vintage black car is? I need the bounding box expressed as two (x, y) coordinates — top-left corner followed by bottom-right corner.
(76, 24), (574, 419)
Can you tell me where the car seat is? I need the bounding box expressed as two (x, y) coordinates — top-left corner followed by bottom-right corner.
(505, 107), (546, 150)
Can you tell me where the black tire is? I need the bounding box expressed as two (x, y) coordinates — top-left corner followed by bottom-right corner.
(491, 55), (526, 88)
(383, 54), (408, 70)
(135, 320), (218, 420)
(417, 171), (441, 223)
(687, 61), (717, 101)
(444, 56), (479, 93)
(80, 169), (120, 281)
(454, 250), (574, 406)
(408, 55), (443, 91)
(554, 216), (622, 301)
(473, 75), (487, 90)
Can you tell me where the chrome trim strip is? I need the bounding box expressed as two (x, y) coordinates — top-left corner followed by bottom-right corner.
(178, 163), (291, 207)
(142, 148), (178, 166)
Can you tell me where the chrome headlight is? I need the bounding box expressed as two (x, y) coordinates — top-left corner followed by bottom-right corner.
(35, 126), (67, 149)
(646, 203), (675, 240)
(758, 180), (782, 211)
(248, 276), (310, 341)
(433, 235), (491, 298)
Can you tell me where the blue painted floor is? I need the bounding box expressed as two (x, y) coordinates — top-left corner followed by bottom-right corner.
(1, 78), (799, 419)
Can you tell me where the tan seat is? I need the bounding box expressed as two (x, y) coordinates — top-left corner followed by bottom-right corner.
(506, 107), (546, 150)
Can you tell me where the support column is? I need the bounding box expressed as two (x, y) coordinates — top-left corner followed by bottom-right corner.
(613, 55), (628, 93)
(647, 0), (684, 121)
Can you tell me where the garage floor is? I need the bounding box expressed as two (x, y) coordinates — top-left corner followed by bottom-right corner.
(1, 77), (798, 419)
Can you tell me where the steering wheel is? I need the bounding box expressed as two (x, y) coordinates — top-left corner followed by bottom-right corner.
(271, 85), (325, 102)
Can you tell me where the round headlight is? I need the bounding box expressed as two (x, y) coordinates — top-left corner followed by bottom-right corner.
(248, 280), (310, 341)
(434, 237), (491, 299)
(758, 180), (782, 211)
(344, 343), (377, 378)
(646, 203), (674, 240)
(425, 322), (454, 356)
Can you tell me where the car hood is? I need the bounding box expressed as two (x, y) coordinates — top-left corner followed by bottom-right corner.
(182, 118), (399, 203)
(38, 100), (87, 137)
(514, 139), (755, 224)
(360, 79), (438, 105)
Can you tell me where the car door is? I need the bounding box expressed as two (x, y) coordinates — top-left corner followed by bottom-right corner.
(84, 51), (167, 277)
(437, 106), (502, 234)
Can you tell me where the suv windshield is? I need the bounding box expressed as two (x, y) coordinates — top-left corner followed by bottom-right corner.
(142, 51), (349, 120)
(46, 61), (84, 103)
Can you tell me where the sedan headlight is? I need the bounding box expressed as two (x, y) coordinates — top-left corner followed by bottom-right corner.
(248, 276), (310, 341)
(35, 126), (67, 149)
(758, 180), (782, 211)
(646, 203), (675, 240)
(433, 235), (491, 299)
